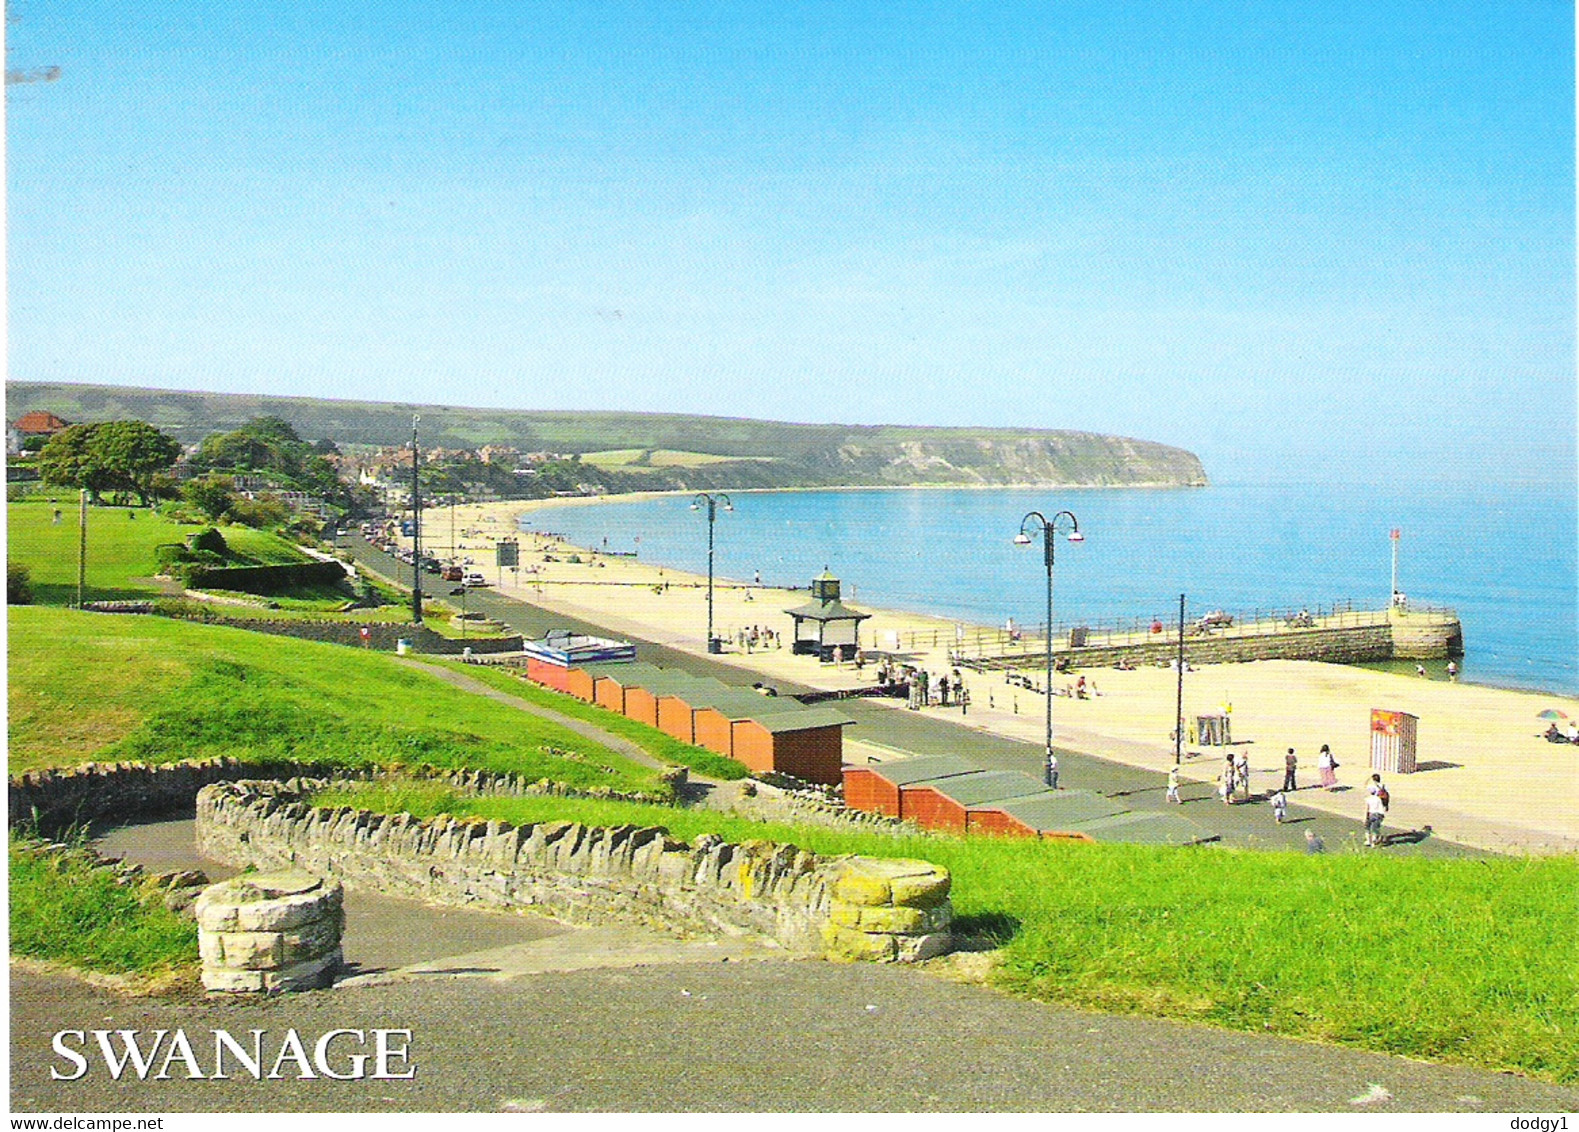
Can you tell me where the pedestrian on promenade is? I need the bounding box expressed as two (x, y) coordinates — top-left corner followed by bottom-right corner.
(1365, 789), (1387, 847)
(1283, 748), (1298, 792)
(1166, 764), (1181, 805)
(1447, 660), (1458, 682)
(1045, 752), (1060, 790)
(1304, 829), (1325, 854)
(1318, 744), (1338, 790)
(1220, 767), (1234, 805)
(1235, 750), (1250, 798)
(1270, 789), (1288, 823)
(959, 685), (970, 716)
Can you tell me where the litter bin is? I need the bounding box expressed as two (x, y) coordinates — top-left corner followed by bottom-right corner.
(1069, 626), (1090, 648)
(396, 638), (411, 656)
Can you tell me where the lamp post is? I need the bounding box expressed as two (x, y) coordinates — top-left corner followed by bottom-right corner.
(690, 492), (733, 653)
(449, 586), (468, 641)
(410, 414), (423, 625)
(1014, 509), (1083, 787)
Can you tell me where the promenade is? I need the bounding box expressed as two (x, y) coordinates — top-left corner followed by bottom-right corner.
(377, 500), (1579, 855)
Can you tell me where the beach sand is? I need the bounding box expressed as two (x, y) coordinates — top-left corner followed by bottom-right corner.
(417, 497), (1579, 855)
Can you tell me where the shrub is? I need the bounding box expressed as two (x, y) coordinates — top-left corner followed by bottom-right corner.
(8, 560), (34, 605)
(188, 527), (229, 556)
(228, 496), (290, 529)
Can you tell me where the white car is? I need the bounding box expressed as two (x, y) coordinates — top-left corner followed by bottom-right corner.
(463, 572), (488, 587)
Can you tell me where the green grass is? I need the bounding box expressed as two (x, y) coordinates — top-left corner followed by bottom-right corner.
(9, 831), (199, 977)
(309, 782), (1579, 1086)
(6, 498), (310, 605)
(437, 661), (751, 780)
(6, 607), (663, 796)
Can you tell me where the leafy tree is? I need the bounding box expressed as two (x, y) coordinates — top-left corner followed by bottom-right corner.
(37, 424), (115, 502)
(36, 421), (180, 506)
(91, 421), (182, 506)
(183, 475), (236, 522)
(228, 494), (290, 529)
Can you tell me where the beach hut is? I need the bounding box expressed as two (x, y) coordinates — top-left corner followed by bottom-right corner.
(587, 663), (669, 716)
(654, 677), (735, 743)
(965, 789), (1126, 838)
(784, 569), (872, 661)
(898, 770), (1048, 833)
(843, 754), (981, 817)
(728, 706), (855, 784)
(691, 693), (769, 758)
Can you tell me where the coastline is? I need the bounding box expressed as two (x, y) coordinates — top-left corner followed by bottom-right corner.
(421, 497), (1579, 855)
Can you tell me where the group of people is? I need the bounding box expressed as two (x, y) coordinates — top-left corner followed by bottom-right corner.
(892, 665), (970, 712)
(1541, 720), (1579, 744)
(1190, 744), (1394, 848)
(736, 625), (781, 653)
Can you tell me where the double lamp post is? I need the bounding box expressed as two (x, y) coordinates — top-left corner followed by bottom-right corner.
(1015, 509), (1083, 788)
(691, 492), (732, 654)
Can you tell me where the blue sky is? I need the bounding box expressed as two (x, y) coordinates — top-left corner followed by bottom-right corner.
(7, 1), (1573, 486)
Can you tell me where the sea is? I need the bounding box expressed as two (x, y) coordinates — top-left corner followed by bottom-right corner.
(523, 480), (1579, 697)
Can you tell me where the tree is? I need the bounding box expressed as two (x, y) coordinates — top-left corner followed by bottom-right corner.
(37, 421), (181, 505)
(37, 424), (114, 502)
(183, 475), (237, 522)
(91, 421), (182, 506)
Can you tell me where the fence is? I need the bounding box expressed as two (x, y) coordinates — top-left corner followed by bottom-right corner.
(883, 598), (1458, 664)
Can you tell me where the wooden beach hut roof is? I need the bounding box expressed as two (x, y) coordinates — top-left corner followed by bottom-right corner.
(984, 790), (1127, 830)
(747, 706), (856, 734)
(912, 770), (1048, 808)
(870, 754), (982, 786)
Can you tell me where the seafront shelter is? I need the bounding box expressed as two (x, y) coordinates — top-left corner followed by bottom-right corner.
(784, 569), (872, 661)
(843, 755), (981, 817)
(898, 770), (1048, 833)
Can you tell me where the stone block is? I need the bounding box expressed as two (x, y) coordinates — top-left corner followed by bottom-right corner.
(217, 931), (284, 970)
(821, 923), (898, 963)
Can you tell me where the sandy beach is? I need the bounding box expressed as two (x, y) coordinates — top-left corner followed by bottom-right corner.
(415, 496), (1579, 855)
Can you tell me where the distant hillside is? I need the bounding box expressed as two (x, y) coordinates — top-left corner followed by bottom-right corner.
(6, 381), (1208, 490)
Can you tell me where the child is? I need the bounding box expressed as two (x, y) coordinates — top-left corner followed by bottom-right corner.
(1166, 764), (1182, 805)
(1270, 789), (1288, 823)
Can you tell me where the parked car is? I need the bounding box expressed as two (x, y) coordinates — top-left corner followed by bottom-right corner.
(442, 565), (464, 582)
(464, 572), (488, 587)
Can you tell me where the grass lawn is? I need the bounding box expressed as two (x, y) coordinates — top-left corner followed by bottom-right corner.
(6, 607), (663, 795)
(9, 831), (199, 978)
(438, 661), (750, 780)
(6, 498), (310, 605)
(311, 782), (1579, 1086)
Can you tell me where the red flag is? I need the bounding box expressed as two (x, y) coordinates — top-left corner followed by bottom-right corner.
(1390, 528), (1400, 541)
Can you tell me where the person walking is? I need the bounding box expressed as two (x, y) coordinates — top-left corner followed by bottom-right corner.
(1220, 766), (1235, 805)
(1234, 750), (1250, 799)
(1270, 788), (1288, 823)
(1318, 744), (1338, 790)
(1282, 748), (1298, 792)
(1365, 788), (1387, 847)
(1166, 763), (1182, 805)
(1045, 752), (1060, 791)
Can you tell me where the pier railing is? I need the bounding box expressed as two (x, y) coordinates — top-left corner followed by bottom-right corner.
(881, 598), (1458, 663)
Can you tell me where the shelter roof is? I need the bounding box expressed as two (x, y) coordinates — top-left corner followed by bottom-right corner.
(782, 598), (871, 623)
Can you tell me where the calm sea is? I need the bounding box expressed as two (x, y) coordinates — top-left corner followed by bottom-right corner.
(525, 481), (1578, 696)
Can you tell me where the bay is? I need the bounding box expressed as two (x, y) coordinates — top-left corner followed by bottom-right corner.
(524, 481), (1578, 696)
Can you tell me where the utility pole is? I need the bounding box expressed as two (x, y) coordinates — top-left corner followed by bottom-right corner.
(76, 489), (88, 608)
(411, 415), (423, 624)
(1174, 593), (1186, 765)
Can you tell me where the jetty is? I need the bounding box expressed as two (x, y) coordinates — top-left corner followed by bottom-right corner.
(933, 601), (1465, 671)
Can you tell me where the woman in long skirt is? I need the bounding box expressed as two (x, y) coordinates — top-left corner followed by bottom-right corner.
(1318, 744), (1338, 790)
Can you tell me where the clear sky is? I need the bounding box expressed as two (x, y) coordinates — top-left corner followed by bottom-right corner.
(6, 1), (1573, 486)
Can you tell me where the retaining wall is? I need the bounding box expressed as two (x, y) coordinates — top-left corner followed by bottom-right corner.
(7, 758), (670, 837)
(195, 780), (953, 962)
(157, 613), (524, 655)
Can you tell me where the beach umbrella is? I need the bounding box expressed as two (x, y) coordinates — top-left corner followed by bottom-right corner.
(1537, 709), (1568, 720)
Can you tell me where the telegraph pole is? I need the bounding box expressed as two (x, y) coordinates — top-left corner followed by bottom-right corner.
(411, 415), (423, 624)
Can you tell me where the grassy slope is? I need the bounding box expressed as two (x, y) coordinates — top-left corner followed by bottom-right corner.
(6, 607), (661, 794)
(6, 498), (310, 604)
(312, 783), (1579, 1086)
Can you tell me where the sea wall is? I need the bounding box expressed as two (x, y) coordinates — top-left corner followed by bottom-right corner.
(195, 780), (953, 962)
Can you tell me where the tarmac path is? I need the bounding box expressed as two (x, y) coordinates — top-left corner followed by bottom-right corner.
(12, 958), (1578, 1112)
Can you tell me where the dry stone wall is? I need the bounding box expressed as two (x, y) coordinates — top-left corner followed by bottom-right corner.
(196, 780), (952, 962)
(196, 871), (345, 993)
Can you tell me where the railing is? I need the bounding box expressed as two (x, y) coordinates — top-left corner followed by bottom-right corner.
(878, 598), (1458, 662)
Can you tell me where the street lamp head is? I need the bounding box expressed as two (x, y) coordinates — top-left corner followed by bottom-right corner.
(1013, 531), (1034, 546)
(722, 501), (734, 512)
(689, 502), (701, 511)
(1066, 529), (1085, 543)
